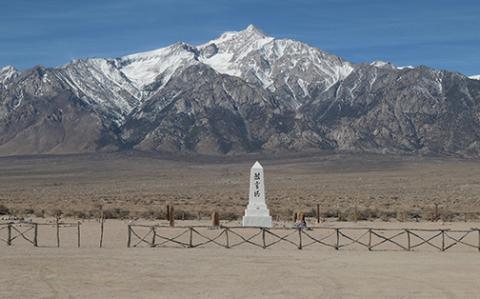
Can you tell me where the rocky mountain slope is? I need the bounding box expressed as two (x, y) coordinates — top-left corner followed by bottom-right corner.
(1, 25), (480, 156)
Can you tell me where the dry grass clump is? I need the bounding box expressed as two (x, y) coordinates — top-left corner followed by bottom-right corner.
(0, 204), (10, 215)
(220, 211), (239, 221)
(102, 208), (130, 219)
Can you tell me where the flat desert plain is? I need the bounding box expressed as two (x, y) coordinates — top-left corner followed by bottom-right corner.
(1, 152), (480, 298)
(1, 151), (480, 218)
(1, 219), (480, 298)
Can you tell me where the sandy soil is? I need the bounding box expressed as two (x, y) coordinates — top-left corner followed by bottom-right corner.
(2, 247), (479, 299)
(1, 152), (480, 219)
(1, 219), (480, 298)
(2, 152), (480, 298)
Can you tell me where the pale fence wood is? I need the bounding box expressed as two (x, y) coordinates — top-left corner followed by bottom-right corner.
(77, 222), (81, 248)
(0, 221), (79, 247)
(126, 225), (480, 252)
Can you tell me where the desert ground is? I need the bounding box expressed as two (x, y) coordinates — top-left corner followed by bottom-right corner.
(2, 151), (480, 298)
(1, 151), (480, 220)
(1, 219), (480, 298)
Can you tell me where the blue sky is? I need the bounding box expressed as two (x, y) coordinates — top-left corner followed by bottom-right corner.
(1, 0), (479, 75)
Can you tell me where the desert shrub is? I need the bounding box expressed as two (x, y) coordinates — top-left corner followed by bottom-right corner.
(103, 208), (130, 219)
(0, 204), (10, 215)
(23, 208), (35, 215)
(376, 210), (396, 221)
(406, 210), (421, 221)
(34, 209), (46, 218)
(173, 209), (196, 220)
(0, 205), (10, 215)
(64, 210), (91, 219)
(440, 210), (461, 222)
(304, 208), (317, 218)
(337, 211), (348, 222)
(320, 209), (338, 218)
(138, 209), (165, 220)
(49, 209), (63, 218)
(420, 209), (434, 221)
(221, 211), (239, 221)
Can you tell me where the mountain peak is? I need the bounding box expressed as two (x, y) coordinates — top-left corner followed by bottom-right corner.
(213, 24), (269, 45)
(244, 24), (266, 36)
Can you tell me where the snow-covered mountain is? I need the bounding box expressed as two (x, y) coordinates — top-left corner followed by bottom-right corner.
(48, 25), (354, 119)
(1, 25), (480, 156)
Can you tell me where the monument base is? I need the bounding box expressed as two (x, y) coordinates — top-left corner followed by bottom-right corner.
(242, 215), (272, 228)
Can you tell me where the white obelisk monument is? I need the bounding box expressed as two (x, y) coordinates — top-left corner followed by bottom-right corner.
(242, 161), (272, 227)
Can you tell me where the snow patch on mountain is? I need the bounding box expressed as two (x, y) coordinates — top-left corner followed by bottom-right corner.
(469, 75), (480, 80)
(370, 61), (397, 70)
(57, 58), (142, 118)
(0, 66), (18, 84)
(118, 42), (198, 89)
(198, 25), (273, 78)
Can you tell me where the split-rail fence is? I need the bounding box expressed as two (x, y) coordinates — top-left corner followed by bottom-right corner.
(128, 224), (480, 252)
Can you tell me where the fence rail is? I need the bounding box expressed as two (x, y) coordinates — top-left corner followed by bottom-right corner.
(128, 225), (480, 252)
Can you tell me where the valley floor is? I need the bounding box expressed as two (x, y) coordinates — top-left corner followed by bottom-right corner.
(1, 219), (480, 298)
(0, 151), (480, 220)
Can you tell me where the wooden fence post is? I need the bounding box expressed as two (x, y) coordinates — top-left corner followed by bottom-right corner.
(406, 229), (411, 251)
(151, 227), (156, 248)
(189, 227), (193, 248)
(169, 206), (175, 227)
(225, 227), (230, 249)
(33, 223), (38, 247)
(262, 228), (266, 249)
(77, 221), (81, 248)
(368, 228), (372, 251)
(99, 210), (104, 248)
(298, 228), (303, 250)
(166, 204), (170, 221)
(56, 217), (60, 248)
(335, 228), (340, 250)
(127, 225), (132, 248)
(212, 211), (219, 227)
(441, 230), (445, 251)
(478, 229), (480, 252)
(317, 204), (320, 223)
(7, 223), (12, 246)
